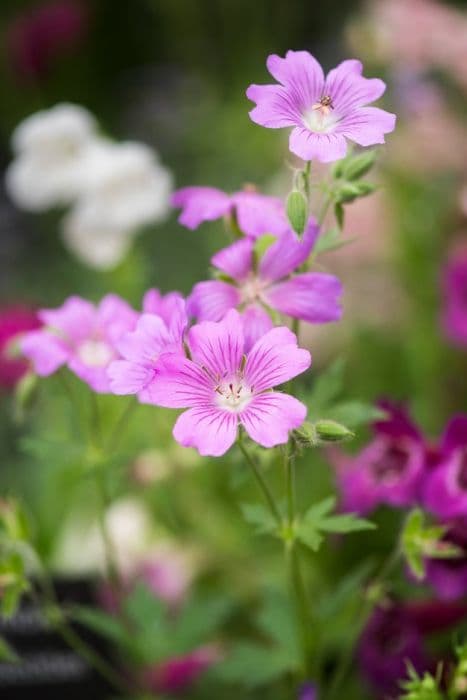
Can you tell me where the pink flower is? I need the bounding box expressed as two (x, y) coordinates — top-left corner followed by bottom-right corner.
(148, 309), (311, 456)
(424, 518), (467, 601)
(142, 645), (221, 695)
(188, 220), (342, 350)
(0, 305), (41, 389)
(7, 0), (88, 82)
(441, 249), (467, 347)
(20, 295), (137, 393)
(246, 51), (396, 162)
(107, 292), (187, 402)
(171, 186), (288, 237)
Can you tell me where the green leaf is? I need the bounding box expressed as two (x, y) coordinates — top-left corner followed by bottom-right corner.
(308, 359), (345, 414)
(400, 665), (444, 700)
(240, 503), (278, 535)
(172, 596), (231, 652)
(71, 605), (131, 647)
(329, 401), (387, 429)
(297, 497), (375, 552)
(319, 513), (376, 534)
(123, 582), (166, 631)
(286, 190), (308, 235)
(401, 509), (461, 581)
(0, 635), (19, 663)
(256, 591), (299, 659)
(314, 228), (356, 254)
(214, 643), (293, 687)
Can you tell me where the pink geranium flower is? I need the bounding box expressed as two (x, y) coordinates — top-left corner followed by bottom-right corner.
(246, 51), (396, 162)
(108, 292), (187, 402)
(20, 295), (137, 393)
(148, 309), (311, 457)
(0, 305), (41, 389)
(171, 186), (288, 237)
(441, 249), (467, 347)
(188, 220), (342, 350)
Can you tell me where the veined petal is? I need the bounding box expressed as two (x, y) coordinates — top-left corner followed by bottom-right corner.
(259, 224), (316, 282)
(188, 280), (240, 322)
(211, 239), (254, 281)
(266, 51), (324, 107)
(246, 84), (302, 128)
(171, 187), (232, 229)
(173, 407), (238, 456)
(107, 359), (154, 395)
(289, 127), (348, 163)
(20, 330), (69, 376)
(337, 107), (396, 146)
(147, 354), (213, 408)
(116, 314), (173, 363)
(325, 60), (387, 113)
(264, 272), (343, 323)
(242, 305), (274, 352)
(187, 309), (244, 378)
(241, 392), (307, 447)
(245, 326), (311, 392)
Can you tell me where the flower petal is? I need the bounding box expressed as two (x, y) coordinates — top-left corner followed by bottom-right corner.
(266, 51), (324, 106)
(337, 107), (396, 146)
(242, 305), (274, 352)
(245, 326), (311, 392)
(289, 127), (348, 162)
(107, 359), (155, 395)
(20, 330), (69, 376)
(142, 289), (185, 329)
(259, 222), (317, 282)
(147, 354), (213, 408)
(232, 191), (289, 238)
(173, 406), (238, 457)
(39, 296), (96, 342)
(241, 392), (307, 447)
(188, 280), (240, 322)
(187, 309), (244, 378)
(116, 314), (173, 363)
(171, 187), (232, 229)
(325, 60), (387, 113)
(246, 84), (301, 128)
(211, 239), (254, 281)
(264, 272), (343, 323)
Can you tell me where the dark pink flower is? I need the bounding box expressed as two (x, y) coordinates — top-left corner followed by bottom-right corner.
(332, 401), (426, 515)
(7, 0), (88, 82)
(424, 518), (467, 601)
(0, 305), (41, 390)
(246, 51), (396, 162)
(142, 645), (221, 695)
(441, 249), (467, 347)
(171, 186), (289, 237)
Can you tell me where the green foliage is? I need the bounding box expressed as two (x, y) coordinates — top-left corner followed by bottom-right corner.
(0, 635), (19, 664)
(296, 496), (375, 552)
(400, 666), (444, 700)
(401, 509), (461, 580)
(240, 503), (278, 535)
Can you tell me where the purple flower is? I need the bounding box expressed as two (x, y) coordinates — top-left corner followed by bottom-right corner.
(332, 402), (425, 515)
(424, 518), (467, 601)
(299, 682), (317, 700)
(188, 220), (342, 350)
(0, 305), (41, 390)
(246, 51), (396, 162)
(20, 295), (137, 393)
(108, 292), (187, 402)
(171, 186), (289, 237)
(358, 604), (429, 698)
(441, 249), (467, 347)
(422, 416), (467, 519)
(148, 309), (311, 456)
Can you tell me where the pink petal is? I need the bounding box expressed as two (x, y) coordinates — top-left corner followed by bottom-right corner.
(289, 127), (348, 163)
(242, 305), (274, 352)
(245, 326), (311, 392)
(241, 392), (307, 448)
(20, 330), (69, 376)
(259, 224), (317, 282)
(68, 360), (110, 394)
(146, 354), (213, 408)
(337, 107), (396, 146)
(98, 294), (138, 344)
(266, 51), (324, 106)
(264, 272), (343, 323)
(39, 296), (95, 342)
(107, 359), (154, 395)
(187, 309), (244, 378)
(116, 314), (173, 363)
(246, 84), (301, 128)
(233, 191), (289, 238)
(211, 239), (254, 281)
(325, 60), (387, 113)
(142, 289), (185, 329)
(171, 187), (232, 230)
(173, 406), (238, 456)
(188, 280), (240, 322)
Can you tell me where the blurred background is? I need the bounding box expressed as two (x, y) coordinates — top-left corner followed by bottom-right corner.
(1, 1), (467, 698)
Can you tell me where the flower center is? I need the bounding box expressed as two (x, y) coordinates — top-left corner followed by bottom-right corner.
(215, 377), (252, 413)
(240, 276), (266, 306)
(77, 339), (114, 367)
(371, 443), (411, 484)
(304, 95), (338, 133)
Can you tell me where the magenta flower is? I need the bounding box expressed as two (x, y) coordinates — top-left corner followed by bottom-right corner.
(246, 51), (396, 162)
(424, 518), (467, 601)
(188, 220), (342, 350)
(107, 291), (187, 402)
(441, 249), (467, 347)
(148, 309), (311, 456)
(20, 295), (137, 393)
(422, 416), (467, 519)
(299, 682), (317, 700)
(332, 401), (425, 515)
(171, 186), (289, 237)
(142, 645), (221, 695)
(0, 305), (41, 390)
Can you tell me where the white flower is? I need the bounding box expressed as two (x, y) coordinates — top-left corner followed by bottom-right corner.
(5, 103), (97, 211)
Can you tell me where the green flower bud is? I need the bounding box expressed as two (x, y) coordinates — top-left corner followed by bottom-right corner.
(286, 190), (308, 235)
(314, 419), (354, 442)
(342, 150), (377, 181)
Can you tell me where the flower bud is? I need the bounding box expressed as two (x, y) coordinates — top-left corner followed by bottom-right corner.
(341, 150), (377, 181)
(286, 190), (308, 235)
(314, 420), (354, 443)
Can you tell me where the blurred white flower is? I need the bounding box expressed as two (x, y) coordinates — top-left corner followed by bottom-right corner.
(5, 103), (97, 211)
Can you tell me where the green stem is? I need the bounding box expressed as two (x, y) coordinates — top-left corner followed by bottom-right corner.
(105, 397), (137, 453)
(303, 161), (312, 200)
(317, 191), (333, 226)
(237, 437), (282, 526)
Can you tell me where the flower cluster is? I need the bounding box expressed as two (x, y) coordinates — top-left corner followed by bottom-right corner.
(6, 103), (172, 269)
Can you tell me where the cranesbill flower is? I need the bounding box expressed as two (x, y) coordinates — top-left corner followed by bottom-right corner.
(422, 416), (467, 519)
(0, 305), (41, 389)
(441, 249), (467, 347)
(332, 401), (425, 515)
(107, 292), (187, 402)
(148, 309), (311, 456)
(424, 518), (467, 601)
(171, 186), (288, 237)
(20, 295), (137, 392)
(188, 220), (342, 350)
(142, 645), (221, 695)
(246, 51), (396, 162)
(299, 682), (317, 700)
